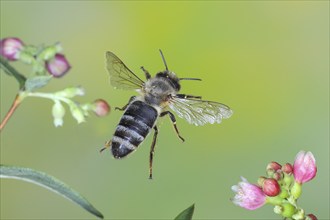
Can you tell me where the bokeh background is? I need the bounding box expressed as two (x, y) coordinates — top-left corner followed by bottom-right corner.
(1, 1), (329, 219)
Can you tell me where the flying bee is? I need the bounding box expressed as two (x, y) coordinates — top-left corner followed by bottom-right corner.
(101, 50), (233, 179)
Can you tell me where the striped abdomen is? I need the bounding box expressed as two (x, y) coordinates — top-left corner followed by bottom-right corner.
(111, 100), (158, 158)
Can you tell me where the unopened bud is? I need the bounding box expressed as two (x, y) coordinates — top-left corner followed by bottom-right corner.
(262, 178), (281, 197)
(273, 170), (284, 181)
(267, 161), (282, 171)
(306, 214), (318, 220)
(45, 53), (71, 78)
(257, 176), (266, 187)
(282, 163), (293, 174)
(0, 37), (24, 61)
(92, 99), (111, 117)
(277, 203), (296, 218)
(39, 42), (62, 60)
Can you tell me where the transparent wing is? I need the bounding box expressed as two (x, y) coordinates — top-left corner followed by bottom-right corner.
(169, 97), (233, 126)
(106, 51), (144, 90)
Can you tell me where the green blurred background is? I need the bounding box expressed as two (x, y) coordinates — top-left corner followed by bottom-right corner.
(1, 1), (329, 219)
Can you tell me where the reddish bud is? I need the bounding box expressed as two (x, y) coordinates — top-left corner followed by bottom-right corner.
(0, 37), (24, 61)
(282, 163), (293, 175)
(273, 171), (284, 181)
(306, 214), (318, 220)
(45, 53), (71, 77)
(262, 178), (281, 197)
(93, 99), (110, 117)
(267, 161), (282, 171)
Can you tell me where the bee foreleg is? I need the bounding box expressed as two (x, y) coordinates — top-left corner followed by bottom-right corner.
(115, 96), (136, 111)
(160, 111), (185, 142)
(140, 66), (151, 80)
(149, 126), (159, 179)
(100, 140), (111, 153)
(176, 94), (202, 99)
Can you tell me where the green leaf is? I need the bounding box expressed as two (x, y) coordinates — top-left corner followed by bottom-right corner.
(25, 75), (52, 91)
(174, 204), (195, 220)
(0, 165), (104, 219)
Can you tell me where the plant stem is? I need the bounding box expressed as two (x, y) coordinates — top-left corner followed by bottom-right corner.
(0, 56), (26, 89)
(0, 93), (24, 131)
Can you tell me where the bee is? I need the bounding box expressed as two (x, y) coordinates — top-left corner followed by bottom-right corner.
(101, 50), (233, 179)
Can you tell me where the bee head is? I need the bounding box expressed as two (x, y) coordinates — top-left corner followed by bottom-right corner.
(155, 71), (181, 91)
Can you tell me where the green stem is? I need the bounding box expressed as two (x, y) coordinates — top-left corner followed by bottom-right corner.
(0, 56), (26, 89)
(25, 92), (73, 105)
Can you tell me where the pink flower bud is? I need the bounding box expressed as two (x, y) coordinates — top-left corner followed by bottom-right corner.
(45, 53), (71, 77)
(231, 177), (266, 210)
(262, 178), (281, 197)
(293, 151), (317, 184)
(273, 171), (283, 181)
(92, 99), (110, 117)
(306, 214), (318, 220)
(0, 37), (24, 61)
(282, 163), (293, 175)
(267, 161), (282, 171)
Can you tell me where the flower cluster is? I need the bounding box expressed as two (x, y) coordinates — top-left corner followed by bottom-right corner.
(1, 37), (110, 128)
(1, 37), (70, 77)
(231, 151), (317, 219)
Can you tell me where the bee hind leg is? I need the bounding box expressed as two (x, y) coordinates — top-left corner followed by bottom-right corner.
(115, 96), (136, 111)
(160, 111), (185, 142)
(100, 140), (111, 153)
(149, 126), (159, 179)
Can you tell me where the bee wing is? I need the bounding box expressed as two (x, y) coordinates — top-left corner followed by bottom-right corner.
(169, 96), (233, 126)
(106, 51), (145, 90)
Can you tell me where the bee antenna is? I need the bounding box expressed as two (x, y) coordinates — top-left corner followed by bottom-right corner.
(159, 49), (169, 71)
(179, 78), (202, 81)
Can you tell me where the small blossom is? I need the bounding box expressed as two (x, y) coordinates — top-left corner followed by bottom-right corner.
(262, 178), (281, 197)
(55, 86), (85, 98)
(293, 151), (317, 184)
(69, 103), (86, 124)
(45, 53), (71, 77)
(231, 177), (266, 210)
(92, 99), (111, 117)
(0, 37), (24, 61)
(52, 100), (65, 127)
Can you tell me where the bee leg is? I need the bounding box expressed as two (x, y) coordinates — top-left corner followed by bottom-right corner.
(100, 140), (111, 153)
(115, 96), (136, 111)
(149, 126), (159, 179)
(176, 94), (202, 99)
(160, 111), (185, 142)
(141, 66), (151, 80)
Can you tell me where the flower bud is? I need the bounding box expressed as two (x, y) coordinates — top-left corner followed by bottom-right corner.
(45, 53), (71, 77)
(52, 101), (65, 127)
(293, 151), (317, 184)
(92, 99), (110, 117)
(69, 103), (86, 124)
(282, 163), (293, 175)
(262, 178), (281, 197)
(267, 161), (282, 171)
(257, 176), (266, 187)
(231, 177), (266, 210)
(306, 214), (318, 220)
(0, 37), (24, 61)
(274, 203), (296, 218)
(38, 42), (62, 60)
(273, 170), (284, 181)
